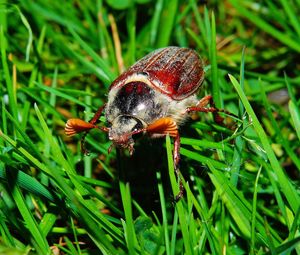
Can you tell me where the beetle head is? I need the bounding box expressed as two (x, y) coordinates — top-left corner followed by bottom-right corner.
(108, 115), (146, 154)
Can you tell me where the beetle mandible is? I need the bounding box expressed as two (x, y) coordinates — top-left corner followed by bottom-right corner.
(65, 47), (224, 199)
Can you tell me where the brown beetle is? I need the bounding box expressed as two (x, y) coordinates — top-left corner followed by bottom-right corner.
(65, 47), (223, 199)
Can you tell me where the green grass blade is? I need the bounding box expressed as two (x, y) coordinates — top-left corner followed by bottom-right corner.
(229, 74), (300, 214)
(150, 0), (163, 45)
(259, 81), (300, 171)
(157, 171), (170, 255)
(230, 47), (246, 187)
(0, 26), (18, 122)
(126, 7), (136, 64)
(166, 136), (193, 255)
(39, 209), (58, 236)
(180, 147), (228, 170)
(207, 162), (282, 245)
(289, 100), (300, 142)
(6, 168), (50, 254)
(156, 0), (178, 47)
(14, 5), (32, 61)
(210, 11), (221, 108)
(68, 27), (115, 83)
(250, 166), (262, 255)
(229, 0), (300, 52)
(119, 182), (138, 255)
(279, 0), (300, 38)
(0, 167), (58, 203)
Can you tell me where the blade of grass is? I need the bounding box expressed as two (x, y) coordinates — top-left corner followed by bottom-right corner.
(170, 209), (178, 255)
(289, 100), (300, 142)
(0, 2), (7, 32)
(39, 208), (58, 236)
(119, 182), (138, 255)
(150, 0), (163, 45)
(0, 26), (18, 122)
(250, 166), (262, 255)
(14, 5), (32, 61)
(156, 0), (178, 47)
(279, 0), (300, 38)
(207, 162), (282, 245)
(166, 135), (193, 255)
(191, 0), (207, 49)
(68, 27), (115, 84)
(230, 47), (246, 187)
(229, 0), (300, 52)
(157, 171), (170, 255)
(84, 86), (92, 178)
(0, 210), (15, 247)
(1, 100), (7, 145)
(70, 217), (81, 255)
(181, 137), (232, 153)
(229, 74), (300, 214)
(23, 1), (86, 34)
(183, 177), (219, 254)
(64, 235), (79, 255)
(34, 104), (124, 247)
(0, 167), (58, 203)
(262, 160), (289, 229)
(126, 6), (136, 64)
(6, 167), (50, 254)
(259, 80), (300, 171)
(180, 147), (228, 170)
(96, 0), (118, 70)
(272, 236), (300, 255)
(210, 11), (221, 108)
(2, 104), (122, 252)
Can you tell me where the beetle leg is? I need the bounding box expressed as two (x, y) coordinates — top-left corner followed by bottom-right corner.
(65, 105), (107, 136)
(173, 133), (184, 202)
(146, 117), (178, 137)
(65, 105), (107, 154)
(147, 117), (184, 201)
(173, 133), (180, 168)
(80, 104), (106, 154)
(89, 104), (106, 125)
(185, 95), (224, 124)
(80, 104), (107, 154)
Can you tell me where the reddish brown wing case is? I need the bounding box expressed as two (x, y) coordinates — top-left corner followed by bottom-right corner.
(109, 47), (204, 100)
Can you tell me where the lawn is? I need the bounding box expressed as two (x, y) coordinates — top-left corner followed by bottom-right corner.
(0, 0), (299, 254)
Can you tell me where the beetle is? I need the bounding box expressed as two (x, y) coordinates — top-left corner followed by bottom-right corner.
(65, 46), (224, 199)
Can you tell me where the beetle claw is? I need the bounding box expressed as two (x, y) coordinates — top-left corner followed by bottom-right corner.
(174, 180), (184, 202)
(128, 144), (134, 156)
(108, 143), (114, 154)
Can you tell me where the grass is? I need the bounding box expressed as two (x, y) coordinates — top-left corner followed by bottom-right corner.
(0, 0), (300, 254)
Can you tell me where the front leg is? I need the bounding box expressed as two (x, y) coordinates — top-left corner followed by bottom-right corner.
(80, 104), (107, 153)
(147, 117), (184, 201)
(89, 104), (106, 125)
(65, 105), (107, 153)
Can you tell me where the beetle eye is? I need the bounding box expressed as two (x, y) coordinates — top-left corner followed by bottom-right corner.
(132, 119), (143, 132)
